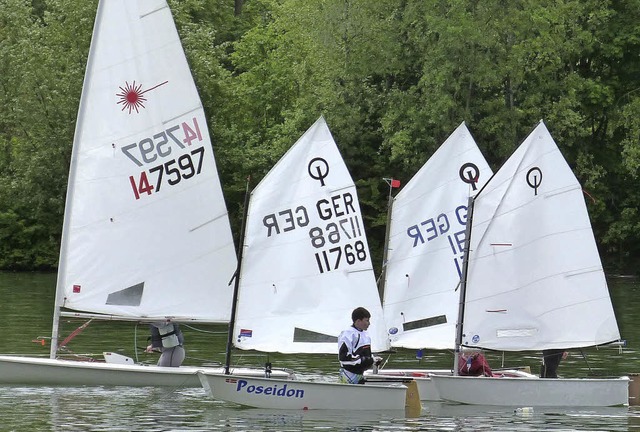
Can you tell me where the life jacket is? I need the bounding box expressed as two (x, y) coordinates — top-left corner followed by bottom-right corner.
(338, 325), (373, 374)
(157, 323), (181, 348)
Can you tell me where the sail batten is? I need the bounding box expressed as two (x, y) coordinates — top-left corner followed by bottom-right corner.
(140, 5), (166, 18)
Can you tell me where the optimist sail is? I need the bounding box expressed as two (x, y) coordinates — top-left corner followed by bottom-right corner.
(382, 123), (492, 349)
(460, 121), (620, 351)
(232, 117), (388, 354)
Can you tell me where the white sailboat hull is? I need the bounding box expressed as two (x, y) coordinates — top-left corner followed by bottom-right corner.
(365, 368), (536, 401)
(197, 372), (410, 410)
(0, 355), (292, 387)
(365, 369), (450, 401)
(431, 375), (630, 407)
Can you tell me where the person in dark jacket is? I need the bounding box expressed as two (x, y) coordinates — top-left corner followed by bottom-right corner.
(338, 307), (382, 384)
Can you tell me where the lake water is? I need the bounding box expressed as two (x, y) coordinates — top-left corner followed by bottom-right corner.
(1, 272), (640, 431)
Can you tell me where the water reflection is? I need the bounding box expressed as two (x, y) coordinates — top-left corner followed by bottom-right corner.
(1, 386), (635, 431)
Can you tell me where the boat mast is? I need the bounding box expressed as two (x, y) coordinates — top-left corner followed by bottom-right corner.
(377, 178), (397, 299)
(224, 177), (251, 374)
(50, 0), (105, 359)
(453, 194), (475, 375)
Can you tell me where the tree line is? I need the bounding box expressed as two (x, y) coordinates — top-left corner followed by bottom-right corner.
(1, 0), (639, 274)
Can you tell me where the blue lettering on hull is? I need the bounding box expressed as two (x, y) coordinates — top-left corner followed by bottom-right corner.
(236, 379), (305, 398)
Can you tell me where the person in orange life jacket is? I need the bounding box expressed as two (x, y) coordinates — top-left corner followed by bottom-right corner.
(540, 349), (568, 378)
(145, 322), (185, 367)
(338, 307), (383, 384)
(458, 350), (493, 377)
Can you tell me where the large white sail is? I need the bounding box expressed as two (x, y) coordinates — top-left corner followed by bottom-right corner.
(383, 123), (492, 349)
(461, 121), (620, 351)
(232, 117), (388, 353)
(56, 0), (236, 322)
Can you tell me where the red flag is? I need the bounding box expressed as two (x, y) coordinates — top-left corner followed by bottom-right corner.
(391, 179), (401, 188)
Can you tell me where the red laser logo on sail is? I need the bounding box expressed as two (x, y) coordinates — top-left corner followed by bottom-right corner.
(116, 80), (168, 114)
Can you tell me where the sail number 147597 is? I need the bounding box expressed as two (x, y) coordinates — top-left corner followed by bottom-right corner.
(124, 117), (207, 200)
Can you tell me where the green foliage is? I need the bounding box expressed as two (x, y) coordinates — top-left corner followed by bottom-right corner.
(0, 0), (96, 269)
(1, 0), (639, 274)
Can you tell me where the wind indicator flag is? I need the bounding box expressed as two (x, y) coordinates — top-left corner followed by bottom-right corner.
(383, 178), (401, 189)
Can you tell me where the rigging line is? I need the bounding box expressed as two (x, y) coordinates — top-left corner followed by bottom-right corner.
(57, 352), (100, 361)
(181, 323), (228, 334)
(579, 348), (593, 374)
(158, 376), (195, 401)
(381, 354), (391, 369)
(185, 356), (222, 365)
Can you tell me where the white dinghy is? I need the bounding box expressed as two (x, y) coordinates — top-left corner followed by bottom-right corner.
(431, 374), (629, 407)
(198, 117), (420, 411)
(430, 121), (629, 407)
(0, 0), (290, 387)
(0, 355), (289, 388)
(198, 372), (408, 411)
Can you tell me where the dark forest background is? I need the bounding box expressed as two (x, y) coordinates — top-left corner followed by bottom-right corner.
(1, 0), (639, 275)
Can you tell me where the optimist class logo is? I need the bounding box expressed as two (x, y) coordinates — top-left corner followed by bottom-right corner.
(116, 80), (168, 114)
